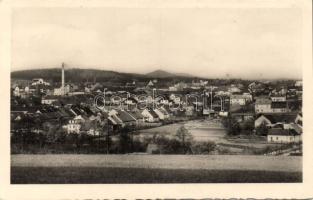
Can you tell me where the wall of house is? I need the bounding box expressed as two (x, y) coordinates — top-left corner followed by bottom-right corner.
(267, 135), (301, 143)
(254, 116), (271, 127)
(255, 104), (272, 113)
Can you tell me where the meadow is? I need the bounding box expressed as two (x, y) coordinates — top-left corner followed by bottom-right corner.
(11, 154), (302, 183)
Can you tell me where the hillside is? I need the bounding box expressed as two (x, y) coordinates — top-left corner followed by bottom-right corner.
(11, 68), (197, 84)
(11, 68), (148, 83)
(145, 69), (194, 78)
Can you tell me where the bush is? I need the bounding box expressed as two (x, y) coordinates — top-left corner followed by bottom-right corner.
(191, 141), (216, 154)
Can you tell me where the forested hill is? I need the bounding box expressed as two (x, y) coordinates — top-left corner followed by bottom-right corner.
(11, 68), (197, 83)
(11, 68), (150, 83)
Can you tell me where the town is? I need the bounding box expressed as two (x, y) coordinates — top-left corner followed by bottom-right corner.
(11, 63), (303, 155)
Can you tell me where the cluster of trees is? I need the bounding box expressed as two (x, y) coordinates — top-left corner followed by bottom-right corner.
(221, 117), (260, 136)
(11, 122), (217, 155)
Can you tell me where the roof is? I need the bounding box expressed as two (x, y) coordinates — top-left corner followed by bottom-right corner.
(116, 110), (136, 122)
(258, 113), (297, 124)
(230, 95), (246, 99)
(290, 123), (302, 134)
(271, 102), (287, 109)
(129, 111), (144, 120)
(81, 120), (97, 131)
(255, 98), (272, 105)
(268, 128), (298, 136)
(153, 108), (166, 116)
(147, 109), (159, 118)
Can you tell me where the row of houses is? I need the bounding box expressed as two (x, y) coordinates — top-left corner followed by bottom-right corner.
(230, 111), (303, 143)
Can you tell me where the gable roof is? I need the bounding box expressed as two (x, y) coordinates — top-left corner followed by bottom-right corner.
(255, 98), (271, 105)
(116, 110), (136, 122)
(257, 113), (297, 124)
(148, 109), (159, 118)
(268, 128), (299, 136)
(129, 111), (144, 120)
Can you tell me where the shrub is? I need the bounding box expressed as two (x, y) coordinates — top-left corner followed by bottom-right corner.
(191, 141), (217, 154)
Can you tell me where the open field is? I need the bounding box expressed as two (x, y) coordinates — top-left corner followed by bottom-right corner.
(11, 154), (302, 183)
(11, 167), (302, 183)
(136, 119), (227, 142)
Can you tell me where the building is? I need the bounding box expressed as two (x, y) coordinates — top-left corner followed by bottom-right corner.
(108, 109), (137, 127)
(41, 96), (58, 105)
(54, 63), (69, 96)
(31, 78), (50, 86)
(255, 97), (272, 113)
(295, 80), (303, 87)
(141, 108), (159, 122)
(254, 113), (299, 128)
(270, 95), (287, 102)
(230, 94), (252, 106)
(64, 119), (82, 134)
(153, 108), (170, 120)
(267, 128), (302, 143)
(231, 113), (254, 123)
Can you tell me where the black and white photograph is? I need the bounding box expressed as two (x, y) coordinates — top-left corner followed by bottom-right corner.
(1, 0), (313, 199)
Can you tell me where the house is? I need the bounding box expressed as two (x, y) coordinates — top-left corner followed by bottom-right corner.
(254, 113), (298, 128)
(31, 78), (50, 86)
(271, 101), (289, 113)
(146, 80), (154, 88)
(81, 119), (100, 136)
(185, 106), (195, 116)
(64, 119), (82, 134)
(255, 97), (272, 113)
(41, 95), (58, 105)
(153, 108), (169, 120)
(230, 94), (251, 106)
(267, 128), (302, 143)
(128, 110), (145, 124)
(270, 95), (286, 102)
(108, 109), (137, 127)
(295, 112), (302, 127)
(231, 113), (254, 123)
(141, 108), (159, 122)
(295, 80), (302, 87)
(228, 85), (241, 94)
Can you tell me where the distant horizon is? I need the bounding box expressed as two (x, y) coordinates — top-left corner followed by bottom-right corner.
(11, 66), (302, 81)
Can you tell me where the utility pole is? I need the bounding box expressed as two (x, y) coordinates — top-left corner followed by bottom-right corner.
(210, 86), (213, 111)
(106, 117), (110, 154)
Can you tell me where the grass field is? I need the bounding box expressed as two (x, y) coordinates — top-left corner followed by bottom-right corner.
(11, 154), (302, 183)
(11, 167), (302, 183)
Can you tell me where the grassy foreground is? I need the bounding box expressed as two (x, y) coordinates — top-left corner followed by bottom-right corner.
(11, 154), (302, 183)
(11, 166), (302, 184)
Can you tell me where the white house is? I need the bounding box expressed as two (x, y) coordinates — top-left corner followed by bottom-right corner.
(295, 80), (303, 87)
(230, 95), (251, 106)
(255, 98), (272, 113)
(64, 119), (81, 134)
(41, 96), (58, 105)
(13, 86), (20, 97)
(54, 85), (70, 96)
(267, 128), (302, 143)
(270, 95), (286, 102)
(32, 78), (50, 86)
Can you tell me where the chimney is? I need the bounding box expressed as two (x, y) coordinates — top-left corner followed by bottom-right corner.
(62, 62), (65, 95)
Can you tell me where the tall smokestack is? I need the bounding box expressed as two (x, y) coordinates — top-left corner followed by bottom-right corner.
(62, 62), (65, 95)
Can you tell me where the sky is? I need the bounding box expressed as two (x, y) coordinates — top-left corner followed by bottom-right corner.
(12, 7), (302, 79)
